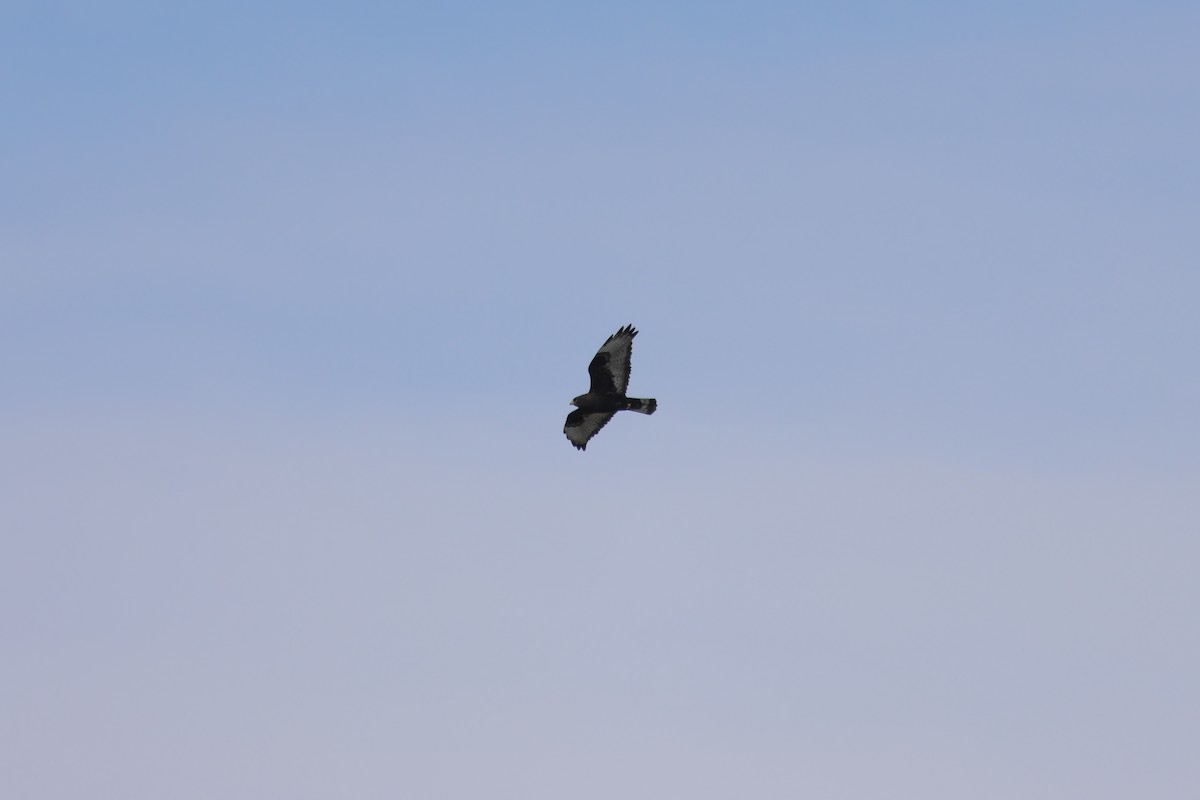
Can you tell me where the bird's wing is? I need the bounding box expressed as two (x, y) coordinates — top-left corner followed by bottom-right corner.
(587, 324), (636, 395)
(564, 409), (615, 451)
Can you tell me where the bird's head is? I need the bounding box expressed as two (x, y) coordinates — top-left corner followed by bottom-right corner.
(570, 394), (585, 407)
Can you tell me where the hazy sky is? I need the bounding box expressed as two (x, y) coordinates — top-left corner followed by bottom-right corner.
(3, 3), (1198, 798)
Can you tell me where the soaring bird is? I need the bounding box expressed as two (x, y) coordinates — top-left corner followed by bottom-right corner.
(564, 324), (657, 451)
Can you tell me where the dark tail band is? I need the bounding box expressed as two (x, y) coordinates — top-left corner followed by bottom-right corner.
(625, 398), (657, 414)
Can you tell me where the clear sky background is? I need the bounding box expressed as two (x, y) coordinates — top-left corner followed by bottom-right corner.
(3, 2), (1197, 798)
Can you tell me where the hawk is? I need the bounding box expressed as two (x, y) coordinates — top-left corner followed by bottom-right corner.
(564, 324), (657, 450)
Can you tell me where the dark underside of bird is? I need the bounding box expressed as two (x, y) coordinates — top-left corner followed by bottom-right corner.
(563, 324), (657, 451)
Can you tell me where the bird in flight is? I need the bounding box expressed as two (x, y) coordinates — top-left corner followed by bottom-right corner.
(564, 324), (657, 451)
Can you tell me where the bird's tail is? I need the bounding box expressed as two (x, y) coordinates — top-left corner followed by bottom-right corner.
(624, 398), (657, 414)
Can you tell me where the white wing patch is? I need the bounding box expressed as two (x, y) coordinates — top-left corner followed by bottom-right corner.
(564, 412), (615, 450)
(595, 325), (636, 394)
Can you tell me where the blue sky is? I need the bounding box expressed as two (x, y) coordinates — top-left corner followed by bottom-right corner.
(3, 3), (1198, 797)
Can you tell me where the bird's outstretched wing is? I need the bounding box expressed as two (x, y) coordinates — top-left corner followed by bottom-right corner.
(563, 409), (615, 451)
(587, 324), (636, 395)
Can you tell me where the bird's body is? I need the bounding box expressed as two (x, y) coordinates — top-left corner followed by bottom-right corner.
(570, 392), (656, 415)
(564, 324), (657, 450)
